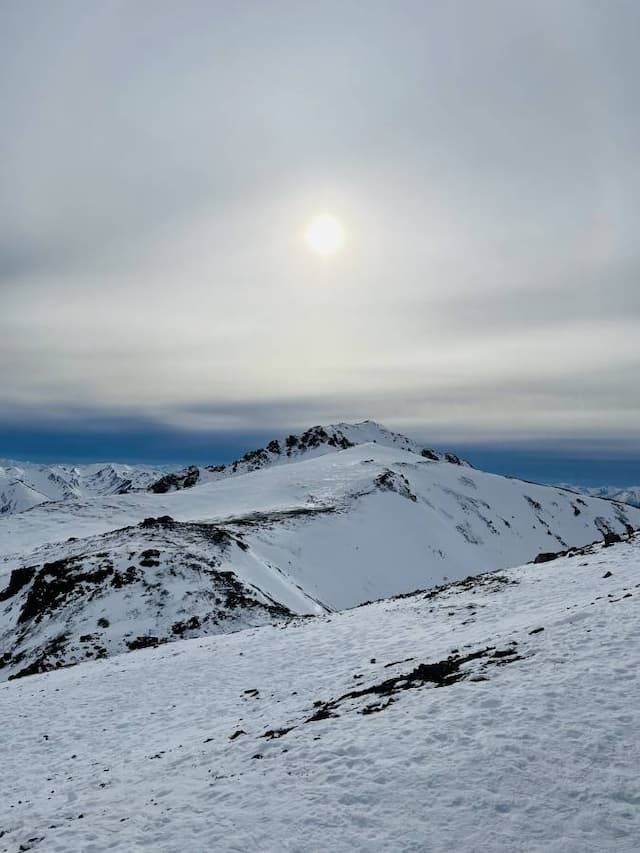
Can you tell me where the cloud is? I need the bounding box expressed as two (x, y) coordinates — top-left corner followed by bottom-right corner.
(1, 0), (639, 448)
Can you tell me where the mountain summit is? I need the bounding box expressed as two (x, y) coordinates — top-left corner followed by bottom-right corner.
(148, 421), (467, 494)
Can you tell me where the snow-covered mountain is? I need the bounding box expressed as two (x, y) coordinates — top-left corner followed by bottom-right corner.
(559, 483), (640, 508)
(147, 420), (467, 493)
(2, 533), (639, 852)
(0, 460), (165, 515)
(1, 423), (639, 681)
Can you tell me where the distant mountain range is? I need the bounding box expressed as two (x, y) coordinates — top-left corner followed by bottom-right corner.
(0, 460), (166, 515)
(558, 483), (640, 508)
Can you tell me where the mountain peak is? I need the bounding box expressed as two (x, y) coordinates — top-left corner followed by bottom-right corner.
(148, 421), (467, 494)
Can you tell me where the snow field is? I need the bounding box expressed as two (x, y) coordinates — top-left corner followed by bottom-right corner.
(1, 536), (639, 852)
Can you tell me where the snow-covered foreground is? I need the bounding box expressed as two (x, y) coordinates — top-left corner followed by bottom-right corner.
(2, 535), (639, 852)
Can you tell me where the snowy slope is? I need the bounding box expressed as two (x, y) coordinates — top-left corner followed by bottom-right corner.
(0, 478), (50, 515)
(0, 460), (165, 516)
(1, 439), (639, 680)
(1, 534), (639, 852)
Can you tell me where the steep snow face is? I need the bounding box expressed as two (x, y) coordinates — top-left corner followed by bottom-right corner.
(1, 442), (639, 680)
(148, 420), (467, 492)
(0, 461), (165, 516)
(2, 535), (639, 852)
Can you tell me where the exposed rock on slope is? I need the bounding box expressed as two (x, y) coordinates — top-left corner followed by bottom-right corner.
(150, 466), (201, 494)
(0, 517), (305, 681)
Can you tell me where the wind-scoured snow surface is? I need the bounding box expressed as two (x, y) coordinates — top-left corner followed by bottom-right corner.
(1, 424), (639, 680)
(1, 535), (639, 852)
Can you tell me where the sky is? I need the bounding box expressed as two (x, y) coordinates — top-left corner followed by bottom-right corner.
(1, 1), (639, 481)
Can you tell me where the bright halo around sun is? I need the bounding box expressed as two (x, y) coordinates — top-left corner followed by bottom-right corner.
(304, 213), (345, 256)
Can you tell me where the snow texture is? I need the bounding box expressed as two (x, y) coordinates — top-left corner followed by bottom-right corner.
(1, 534), (639, 852)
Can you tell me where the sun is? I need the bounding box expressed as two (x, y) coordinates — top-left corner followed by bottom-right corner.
(304, 214), (345, 256)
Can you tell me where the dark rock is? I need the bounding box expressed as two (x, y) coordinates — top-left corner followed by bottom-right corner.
(306, 646), (510, 723)
(126, 636), (165, 651)
(149, 466), (200, 494)
(0, 566), (35, 602)
(533, 552), (558, 564)
(444, 453), (463, 465)
(171, 615), (201, 635)
(421, 449), (440, 461)
(9, 634), (69, 680)
(18, 558), (114, 624)
(261, 727), (294, 739)
(139, 549), (161, 568)
(140, 516), (175, 528)
(374, 470), (417, 502)
(111, 566), (140, 588)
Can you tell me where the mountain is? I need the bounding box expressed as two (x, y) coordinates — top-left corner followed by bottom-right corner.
(147, 420), (467, 493)
(0, 460), (166, 516)
(0, 478), (50, 515)
(2, 533), (639, 852)
(1, 423), (639, 681)
(559, 483), (640, 509)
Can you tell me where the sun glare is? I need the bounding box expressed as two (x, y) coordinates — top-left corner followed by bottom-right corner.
(304, 214), (345, 256)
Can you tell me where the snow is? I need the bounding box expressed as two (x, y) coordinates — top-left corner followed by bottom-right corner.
(2, 534), (639, 852)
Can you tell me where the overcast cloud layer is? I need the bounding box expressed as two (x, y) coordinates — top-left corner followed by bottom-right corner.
(2, 0), (639, 446)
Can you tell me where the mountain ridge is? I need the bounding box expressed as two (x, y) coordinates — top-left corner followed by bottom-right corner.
(148, 420), (468, 493)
